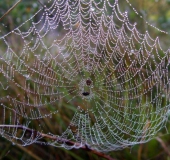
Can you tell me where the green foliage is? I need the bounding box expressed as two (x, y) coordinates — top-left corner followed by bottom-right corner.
(0, 0), (170, 160)
(0, 0), (39, 26)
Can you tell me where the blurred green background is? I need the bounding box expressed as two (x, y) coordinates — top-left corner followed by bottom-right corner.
(0, 0), (170, 160)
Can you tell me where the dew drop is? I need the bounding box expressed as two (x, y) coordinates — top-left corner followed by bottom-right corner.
(129, 50), (134, 55)
(90, 7), (95, 12)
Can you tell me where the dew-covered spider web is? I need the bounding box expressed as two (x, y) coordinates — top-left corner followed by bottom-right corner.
(0, 0), (170, 152)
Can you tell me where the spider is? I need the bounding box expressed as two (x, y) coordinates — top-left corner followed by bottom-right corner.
(82, 92), (90, 96)
(86, 79), (92, 86)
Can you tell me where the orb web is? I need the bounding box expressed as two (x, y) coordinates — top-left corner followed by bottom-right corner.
(0, 0), (170, 152)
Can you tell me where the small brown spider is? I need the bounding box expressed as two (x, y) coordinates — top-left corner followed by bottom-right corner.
(86, 79), (92, 86)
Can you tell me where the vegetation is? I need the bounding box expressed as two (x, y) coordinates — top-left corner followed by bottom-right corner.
(0, 0), (170, 160)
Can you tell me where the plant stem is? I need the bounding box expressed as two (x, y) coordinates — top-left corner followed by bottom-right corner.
(0, 125), (116, 160)
(0, 0), (22, 21)
(156, 137), (170, 157)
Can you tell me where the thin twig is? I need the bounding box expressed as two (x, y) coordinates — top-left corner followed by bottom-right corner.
(0, 0), (22, 21)
(0, 125), (116, 160)
(156, 137), (170, 157)
(17, 145), (42, 160)
(138, 120), (150, 160)
(37, 0), (44, 7)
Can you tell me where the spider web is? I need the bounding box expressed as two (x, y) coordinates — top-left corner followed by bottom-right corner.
(0, 0), (170, 152)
